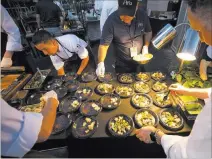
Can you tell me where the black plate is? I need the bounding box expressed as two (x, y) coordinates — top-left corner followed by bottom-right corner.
(72, 116), (98, 139)
(131, 94), (153, 109)
(152, 81), (169, 93)
(47, 77), (64, 85)
(63, 72), (77, 82)
(52, 113), (72, 135)
(96, 83), (115, 95)
(108, 114), (134, 138)
(153, 93), (172, 108)
(115, 85), (134, 98)
(81, 72), (97, 83)
(74, 87), (93, 101)
(98, 72), (114, 83)
(135, 72), (151, 82)
(159, 108), (184, 131)
(54, 87), (68, 99)
(80, 100), (102, 116)
(134, 109), (159, 128)
(100, 94), (121, 110)
(133, 81), (151, 94)
(118, 74), (135, 84)
(151, 71), (166, 81)
(59, 96), (81, 113)
(27, 92), (44, 105)
(63, 80), (80, 92)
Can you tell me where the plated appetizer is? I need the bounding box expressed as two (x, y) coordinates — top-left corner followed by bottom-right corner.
(152, 81), (168, 93)
(115, 85), (134, 98)
(59, 96), (81, 113)
(75, 87), (93, 101)
(131, 94), (152, 109)
(81, 72), (97, 82)
(135, 72), (151, 82)
(154, 93), (172, 108)
(134, 81), (151, 94)
(100, 94), (121, 109)
(20, 102), (44, 113)
(151, 72), (166, 81)
(96, 83), (115, 95)
(80, 100), (102, 116)
(63, 72), (78, 82)
(98, 72), (113, 83)
(63, 80), (80, 92)
(118, 74), (134, 84)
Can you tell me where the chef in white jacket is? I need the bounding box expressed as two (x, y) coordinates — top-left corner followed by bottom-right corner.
(1, 5), (23, 68)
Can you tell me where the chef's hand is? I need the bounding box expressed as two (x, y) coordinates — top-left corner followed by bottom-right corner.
(141, 46), (149, 55)
(135, 126), (157, 144)
(40, 91), (58, 104)
(1, 56), (13, 68)
(96, 62), (105, 77)
(199, 59), (211, 81)
(169, 83), (189, 95)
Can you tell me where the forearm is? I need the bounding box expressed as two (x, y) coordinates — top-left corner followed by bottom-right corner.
(182, 87), (211, 99)
(77, 56), (89, 75)
(98, 45), (109, 63)
(37, 98), (59, 143)
(36, 14), (41, 28)
(144, 31), (152, 47)
(3, 51), (14, 58)
(57, 67), (65, 76)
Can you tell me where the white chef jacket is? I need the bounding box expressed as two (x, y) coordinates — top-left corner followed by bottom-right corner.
(50, 34), (88, 70)
(161, 89), (212, 159)
(100, 0), (118, 33)
(1, 5), (23, 52)
(1, 99), (43, 157)
(95, 0), (104, 12)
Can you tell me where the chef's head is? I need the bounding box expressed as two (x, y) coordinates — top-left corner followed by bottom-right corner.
(118, 0), (138, 25)
(187, 0), (212, 46)
(32, 30), (59, 55)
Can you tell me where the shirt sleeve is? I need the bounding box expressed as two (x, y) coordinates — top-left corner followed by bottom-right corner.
(1, 5), (23, 52)
(1, 99), (43, 158)
(143, 11), (152, 33)
(202, 46), (212, 61)
(50, 55), (64, 70)
(100, 17), (114, 46)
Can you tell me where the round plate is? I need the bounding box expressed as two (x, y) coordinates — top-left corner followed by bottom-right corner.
(54, 87), (68, 99)
(115, 85), (134, 98)
(80, 100), (102, 116)
(98, 72), (114, 83)
(100, 94), (121, 110)
(27, 92), (43, 105)
(131, 94), (153, 109)
(159, 108), (184, 131)
(72, 116), (98, 139)
(63, 80), (80, 92)
(44, 78), (63, 91)
(118, 74), (134, 84)
(63, 72), (77, 82)
(133, 81), (151, 94)
(108, 114), (134, 138)
(135, 72), (151, 82)
(48, 77), (64, 85)
(81, 72), (97, 83)
(52, 113), (72, 135)
(153, 93), (172, 108)
(96, 83), (115, 95)
(151, 72), (166, 81)
(134, 109), (159, 128)
(152, 81), (169, 93)
(75, 87), (93, 101)
(59, 96), (81, 113)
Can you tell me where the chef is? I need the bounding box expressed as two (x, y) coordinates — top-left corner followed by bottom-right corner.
(96, 0), (152, 76)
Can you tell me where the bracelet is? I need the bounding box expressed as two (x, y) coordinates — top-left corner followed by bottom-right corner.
(155, 129), (163, 145)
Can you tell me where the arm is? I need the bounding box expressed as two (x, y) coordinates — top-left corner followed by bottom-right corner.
(144, 31), (152, 47)
(77, 56), (89, 75)
(57, 67), (65, 76)
(98, 45), (110, 63)
(36, 14), (41, 29)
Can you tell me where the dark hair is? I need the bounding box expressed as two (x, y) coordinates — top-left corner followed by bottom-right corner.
(32, 30), (54, 45)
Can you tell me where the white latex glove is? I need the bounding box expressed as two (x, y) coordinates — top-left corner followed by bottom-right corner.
(40, 91), (58, 103)
(1, 57), (12, 68)
(96, 62), (105, 77)
(141, 46), (149, 55)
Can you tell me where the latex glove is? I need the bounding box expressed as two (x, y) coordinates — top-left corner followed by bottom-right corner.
(141, 46), (149, 55)
(1, 57), (12, 68)
(200, 59), (209, 81)
(96, 62), (105, 77)
(40, 91), (58, 103)
(135, 126), (158, 144)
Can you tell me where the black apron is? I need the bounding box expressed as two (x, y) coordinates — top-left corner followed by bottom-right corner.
(56, 40), (96, 74)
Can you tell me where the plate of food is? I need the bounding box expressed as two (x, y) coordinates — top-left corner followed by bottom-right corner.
(152, 81), (168, 93)
(98, 72), (113, 83)
(81, 72), (97, 83)
(131, 94), (152, 109)
(153, 93), (172, 108)
(54, 87), (68, 99)
(134, 109), (159, 128)
(133, 81), (151, 94)
(108, 114), (134, 137)
(151, 72), (166, 81)
(44, 78), (64, 91)
(135, 72), (151, 82)
(96, 83), (115, 95)
(80, 100), (102, 116)
(118, 74), (134, 84)
(133, 54), (153, 65)
(159, 109), (184, 131)
(59, 96), (81, 113)
(52, 113), (72, 135)
(75, 87), (93, 101)
(63, 80), (80, 92)
(63, 72), (78, 82)
(115, 85), (134, 98)
(72, 116), (98, 139)
(27, 92), (44, 105)
(100, 94), (121, 110)
(20, 102), (44, 113)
